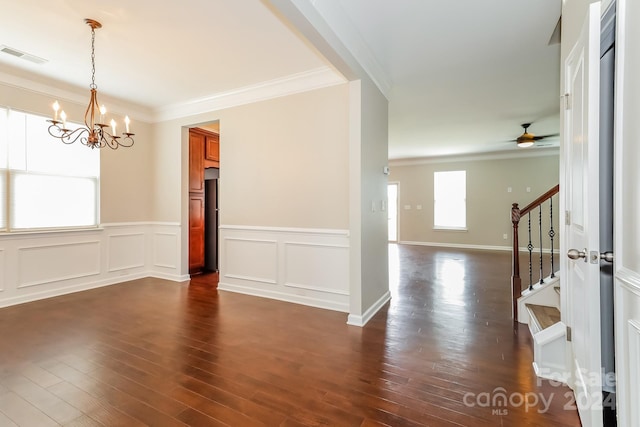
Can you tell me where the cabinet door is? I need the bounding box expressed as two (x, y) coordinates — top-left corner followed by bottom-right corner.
(189, 193), (205, 271)
(189, 132), (205, 192)
(205, 133), (219, 162)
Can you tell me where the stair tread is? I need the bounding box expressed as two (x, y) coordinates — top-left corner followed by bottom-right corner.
(526, 303), (561, 330)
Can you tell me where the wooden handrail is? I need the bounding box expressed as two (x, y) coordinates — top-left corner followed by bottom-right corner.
(511, 184), (559, 321)
(520, 184), (560, 216)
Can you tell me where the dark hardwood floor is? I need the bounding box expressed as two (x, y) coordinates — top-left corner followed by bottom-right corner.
(0, 244), (580, 426)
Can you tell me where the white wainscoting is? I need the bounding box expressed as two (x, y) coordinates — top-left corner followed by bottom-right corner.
(0, 222), (185, 308)
(218, 225), (350, 312)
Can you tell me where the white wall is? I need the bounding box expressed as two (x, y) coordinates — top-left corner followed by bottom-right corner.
(390, 152), (560, 249)
(151, 84), (353, 313)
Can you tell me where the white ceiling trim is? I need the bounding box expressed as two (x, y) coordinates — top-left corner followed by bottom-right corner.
(389, 147), (559, 167)
(152, 66), (346, 122)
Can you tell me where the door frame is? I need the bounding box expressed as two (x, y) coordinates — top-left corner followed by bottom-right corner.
(612, 0), (640, 424)
(387, 182), (399, 243)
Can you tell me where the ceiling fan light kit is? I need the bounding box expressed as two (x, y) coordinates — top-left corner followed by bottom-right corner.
(513, 122), (557, 148)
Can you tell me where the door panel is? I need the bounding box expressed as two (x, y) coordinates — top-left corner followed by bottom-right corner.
(564, 3), (603, 426)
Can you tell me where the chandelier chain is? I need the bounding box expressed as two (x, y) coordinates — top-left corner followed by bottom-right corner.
(90, 27), (97, 89)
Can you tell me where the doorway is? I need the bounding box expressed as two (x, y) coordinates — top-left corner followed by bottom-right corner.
(188, 123), (220, 277)
(387, 183), (399, 242)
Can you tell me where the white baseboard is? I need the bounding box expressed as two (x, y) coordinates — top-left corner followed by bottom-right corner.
(347, 291), (391, 327)
(151, 272), (190, 282)
(0, 272), (148, 308)
(400, 241), (511, 251)
(218, 281), (349, 312)
(399, 240), (560, 253)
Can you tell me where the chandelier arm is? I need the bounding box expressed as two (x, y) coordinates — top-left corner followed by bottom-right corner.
(47, 124), (89, 145)
(100, 128), (135, 149)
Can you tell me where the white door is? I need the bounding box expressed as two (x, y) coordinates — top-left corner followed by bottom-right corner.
(563, 3), (603, 426)
(613, 0), (640, 424)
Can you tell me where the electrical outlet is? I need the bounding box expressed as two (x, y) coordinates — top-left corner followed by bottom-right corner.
(503, 233), (508, 240)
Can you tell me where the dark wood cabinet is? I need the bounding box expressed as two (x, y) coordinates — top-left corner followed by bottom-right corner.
(205, 133), (220, 163)
(188, 127), (219, 274)
(189, 132), (205, 193)
(189, 193), (205, 271)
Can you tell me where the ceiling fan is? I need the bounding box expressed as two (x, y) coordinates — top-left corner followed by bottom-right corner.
(513, 123), (559, 148)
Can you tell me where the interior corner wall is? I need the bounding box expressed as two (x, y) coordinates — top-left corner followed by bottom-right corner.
(152, 84), (352, 310)
(390, 154), (559, 248)
(0, 82), (172, 309)
(0, 82), (154, 224)
(348, 78), (390, 324)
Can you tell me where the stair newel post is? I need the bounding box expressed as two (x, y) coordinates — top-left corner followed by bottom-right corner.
(511, 203), (522, 320)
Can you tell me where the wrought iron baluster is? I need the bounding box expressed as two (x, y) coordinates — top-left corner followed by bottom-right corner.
(539, 205), (545, 284)
(528, 212), (533, 290)
(549, 195), (555, 278)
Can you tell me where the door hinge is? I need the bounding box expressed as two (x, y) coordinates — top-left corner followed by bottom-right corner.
(566, 326), (572, 342)
(563, 93), (571, 110)
(565, 210), (571, 225)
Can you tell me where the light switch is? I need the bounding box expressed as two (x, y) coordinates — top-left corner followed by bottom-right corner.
(404, 205), (411, 210)
(526, 187), (531, 193)
(416, 205), (422, 210)
(507, 187), (512, 193)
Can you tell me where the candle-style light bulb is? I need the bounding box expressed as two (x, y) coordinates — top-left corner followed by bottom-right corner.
(53, 101), (60, 121)
(60, 110), (67, 129)
(99, 105), (106, 124)
(124, 116), (130, 133)
(110, 119), (116, 135)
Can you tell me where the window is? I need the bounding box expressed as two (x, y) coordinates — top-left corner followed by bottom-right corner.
(434, 170), (466, 229)
(0, 107), (100, 231)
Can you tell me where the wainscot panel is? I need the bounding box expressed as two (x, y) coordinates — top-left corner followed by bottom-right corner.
(0, 248), (5, 291)
(0, 223), (185, 308)
(108, 233), (146, 272)
(18, 240), (101, 288)
(218, 226), (350, 312)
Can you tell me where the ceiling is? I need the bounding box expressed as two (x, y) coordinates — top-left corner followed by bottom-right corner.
(0, 0), (562, 159)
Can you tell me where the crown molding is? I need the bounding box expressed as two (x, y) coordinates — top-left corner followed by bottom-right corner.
(0, 64), (346, 124)
(152, 67), (345, 122)
(0, 66), (154, 123)
(389, 146), (560, 167)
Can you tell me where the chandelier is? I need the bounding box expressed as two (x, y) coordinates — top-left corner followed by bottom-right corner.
(47, 19), (134, 149)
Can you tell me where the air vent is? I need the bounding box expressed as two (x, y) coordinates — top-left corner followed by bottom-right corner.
(0, 45), (47, 64)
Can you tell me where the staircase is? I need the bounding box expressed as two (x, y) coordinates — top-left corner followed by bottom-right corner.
(510, 185), (568, 382)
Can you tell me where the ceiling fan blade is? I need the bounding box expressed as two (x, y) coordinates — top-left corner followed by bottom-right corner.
(533, 133), (560, 140)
